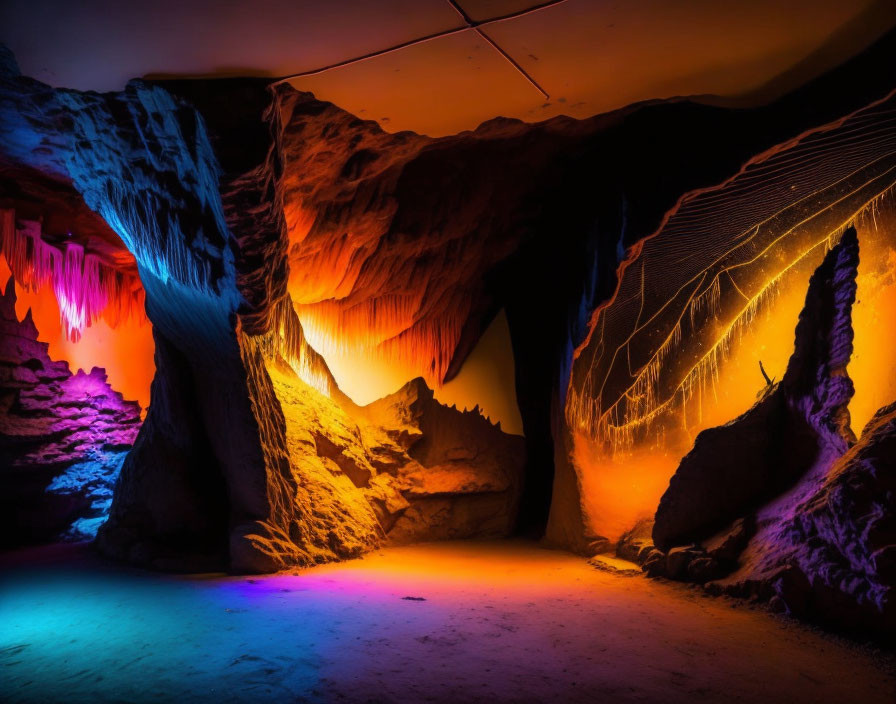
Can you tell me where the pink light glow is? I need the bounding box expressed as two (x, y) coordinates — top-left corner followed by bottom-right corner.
(0, 208), (144, 339)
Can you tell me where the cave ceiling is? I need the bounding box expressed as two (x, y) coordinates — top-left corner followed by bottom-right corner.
(2, 0), (894, 136)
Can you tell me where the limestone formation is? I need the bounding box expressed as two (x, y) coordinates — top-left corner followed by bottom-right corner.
(0, 278), (141, 546)
(644, 227), (895, 636)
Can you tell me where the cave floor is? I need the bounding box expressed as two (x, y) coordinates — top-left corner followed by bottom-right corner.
(1, 540), (893, 704)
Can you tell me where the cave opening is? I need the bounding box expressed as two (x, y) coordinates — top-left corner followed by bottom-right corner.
(0, 165), (156, 546)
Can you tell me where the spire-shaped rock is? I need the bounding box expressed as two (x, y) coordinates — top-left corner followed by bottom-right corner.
(654, 226), (861, 550)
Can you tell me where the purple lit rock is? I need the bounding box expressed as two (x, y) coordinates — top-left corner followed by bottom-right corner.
(651, 227), (896, 636)
(730, 400), (896, 633)
(0, 277), (142, 546)
(654, 226), (860, 551)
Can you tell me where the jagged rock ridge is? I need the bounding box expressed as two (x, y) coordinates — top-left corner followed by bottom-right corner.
(0, 277), (142, 545)
(630, 227), (895, 636)
(256, 364), (524, 569)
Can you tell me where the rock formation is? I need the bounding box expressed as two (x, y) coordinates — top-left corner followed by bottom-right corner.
(0, 277), (141, 546)
(630, 227), (896, 637)
(266, 365), (524, 568)
(654, 227), (860, 550)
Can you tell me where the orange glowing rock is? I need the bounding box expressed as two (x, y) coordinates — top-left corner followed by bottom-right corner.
(265, 360), (525, 561)
(273, 87), (594, 390)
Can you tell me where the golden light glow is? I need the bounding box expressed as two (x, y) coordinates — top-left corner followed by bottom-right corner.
(570, 253), (818, 540)
(308, 309), (524, 435)
(569, 203), (896, 542)
(574, 431), (677, 542)
(433, 310), (523, 436)
(850, 211), (896, 431)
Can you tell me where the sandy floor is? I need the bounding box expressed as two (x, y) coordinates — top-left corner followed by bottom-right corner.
(1, 540), (893, 703)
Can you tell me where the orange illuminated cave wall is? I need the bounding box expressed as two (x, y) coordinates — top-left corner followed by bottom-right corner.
(569, 208), (896, 543)
(314, 309), (524, 436)
(569, 252), (821, 542)
(850, 212), (896, 431)
(1, 256), (154, 412)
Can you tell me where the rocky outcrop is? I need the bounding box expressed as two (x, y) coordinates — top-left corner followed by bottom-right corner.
(267, 366), (525, 564)
(365, 378), (524, 544)
(758, 401), (895, 632)
(642, 227), (896, 636)
(0, 277), (142, 546)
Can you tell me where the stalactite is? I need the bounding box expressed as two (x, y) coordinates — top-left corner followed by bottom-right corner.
(295, 288), (473, 387)
(253, 297), (334, 397)
(0, 207), (144, 339)
(568, 187), (893, 456)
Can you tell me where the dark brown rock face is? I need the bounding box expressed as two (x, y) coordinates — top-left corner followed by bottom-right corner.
(0, 278), (142, 546)
(654, 227), (860, 551)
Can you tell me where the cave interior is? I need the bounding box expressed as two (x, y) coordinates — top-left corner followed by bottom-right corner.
(1, 2), (895, 702)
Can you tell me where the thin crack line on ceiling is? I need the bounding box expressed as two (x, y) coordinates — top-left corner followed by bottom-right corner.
(270, 0), (569, 99)
(443, 0), (550, 99)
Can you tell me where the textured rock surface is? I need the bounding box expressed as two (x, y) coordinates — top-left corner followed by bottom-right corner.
(647, 227), (896, 636)
(268, 34), (896, 534)
(0, 278), (141, 546)
(714, 400), (896, 634)
(268, 366), (524, 563)
(1, 59), (527, 572)
(654, 227), (860, 550)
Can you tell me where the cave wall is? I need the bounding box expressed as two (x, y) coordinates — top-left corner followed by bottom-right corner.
(1, 47), (311, 571)
(1, 25), (895, 584)
(626, 227), (895, 637)
(0, 278), (141, 546)
(1, 46), (527, 570)
(555, 84), (896, 553)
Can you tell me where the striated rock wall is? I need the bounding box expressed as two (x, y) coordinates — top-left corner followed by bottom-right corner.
(638, 227), (895, 637)
(654, 227), (860, 550)
(0, 278), (141, 546)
